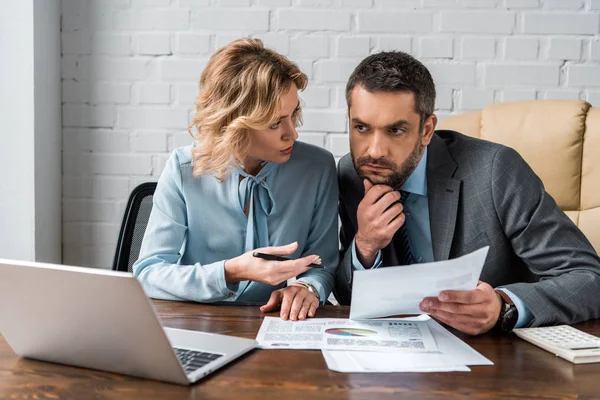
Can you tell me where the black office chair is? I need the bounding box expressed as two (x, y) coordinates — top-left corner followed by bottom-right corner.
(112, 182), (157, 272)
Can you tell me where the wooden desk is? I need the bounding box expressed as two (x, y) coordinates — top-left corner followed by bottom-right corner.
(1, 301), (599, 400)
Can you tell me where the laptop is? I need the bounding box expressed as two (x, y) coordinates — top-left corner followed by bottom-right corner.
(0, 258), (257, 385)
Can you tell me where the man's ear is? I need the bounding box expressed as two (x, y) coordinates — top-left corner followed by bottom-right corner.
(421, 114), (438, 146)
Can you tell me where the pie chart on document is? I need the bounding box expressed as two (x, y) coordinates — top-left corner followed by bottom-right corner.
(325, 328), (377, 337)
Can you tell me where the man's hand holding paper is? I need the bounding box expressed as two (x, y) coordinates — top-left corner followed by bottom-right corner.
(349, 246), (490, 321)
(419, 280), (502, 335)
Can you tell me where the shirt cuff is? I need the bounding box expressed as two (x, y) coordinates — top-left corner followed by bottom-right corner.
(215, 260), (239, 299)
(295, 277), (326, 304)
(497, 288), (533, 328)
(351, 238), (382, 270)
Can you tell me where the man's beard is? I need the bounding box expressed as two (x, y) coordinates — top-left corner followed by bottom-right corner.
(352, 133), (424, 189)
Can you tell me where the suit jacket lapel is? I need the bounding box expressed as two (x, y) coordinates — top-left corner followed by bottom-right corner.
(427, 134), (461, 261)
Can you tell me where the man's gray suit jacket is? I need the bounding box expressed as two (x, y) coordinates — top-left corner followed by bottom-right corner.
(335, 130), (600, 326)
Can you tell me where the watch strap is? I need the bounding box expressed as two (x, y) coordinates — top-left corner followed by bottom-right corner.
(495, 289), (514, 306)
(295, 282), (320, 301)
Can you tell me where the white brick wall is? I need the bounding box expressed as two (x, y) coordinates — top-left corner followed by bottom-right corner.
(135, 33), (171, 55)
(504, 37), (538, 60)
(61, 0), (600, 268)
(440, 11), (515, 34)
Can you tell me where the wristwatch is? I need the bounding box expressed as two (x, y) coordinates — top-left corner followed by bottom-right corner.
(495, 289), (518, 333)
(295, 282), (320, 302)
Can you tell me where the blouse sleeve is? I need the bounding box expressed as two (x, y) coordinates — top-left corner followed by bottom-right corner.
(133, 151), (238, 302)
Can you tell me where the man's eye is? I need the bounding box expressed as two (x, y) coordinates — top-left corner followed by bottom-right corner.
(390, 127), (405, 135)
(270, 121), (281, 129)
(355, 125), (367, 132)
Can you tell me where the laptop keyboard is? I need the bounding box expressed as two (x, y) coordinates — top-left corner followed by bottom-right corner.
(173, 347), (223, 375)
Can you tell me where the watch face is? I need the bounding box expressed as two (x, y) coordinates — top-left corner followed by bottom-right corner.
(501, 306), (519, 332)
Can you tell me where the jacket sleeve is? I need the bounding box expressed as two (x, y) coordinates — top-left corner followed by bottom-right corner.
(492, 146), (600, 326)
(334, 159), (357, 306)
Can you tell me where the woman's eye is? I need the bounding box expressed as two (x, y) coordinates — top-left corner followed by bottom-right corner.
(270, 121), (281, 129)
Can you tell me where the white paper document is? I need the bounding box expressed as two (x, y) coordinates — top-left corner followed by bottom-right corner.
(321, 350), (471, 373)
(350, 246), (489, 320)
(322, 316), (493, 373)
(256, 316), (438, 352)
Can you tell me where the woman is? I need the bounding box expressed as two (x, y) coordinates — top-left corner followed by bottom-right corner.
(133, 38), (338, 321)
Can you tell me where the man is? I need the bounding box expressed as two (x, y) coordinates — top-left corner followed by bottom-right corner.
(334, 51), (600, 335)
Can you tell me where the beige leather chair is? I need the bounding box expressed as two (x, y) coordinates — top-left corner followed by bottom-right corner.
(439, 100), (600, 253)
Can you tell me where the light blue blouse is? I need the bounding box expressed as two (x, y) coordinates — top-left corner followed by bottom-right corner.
(133, 141), (338, 303)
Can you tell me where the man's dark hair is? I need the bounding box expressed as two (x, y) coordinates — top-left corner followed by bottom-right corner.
(346, 51), (436, 128)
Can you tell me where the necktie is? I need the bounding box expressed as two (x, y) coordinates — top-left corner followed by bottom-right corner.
(395, 190), (416, 266)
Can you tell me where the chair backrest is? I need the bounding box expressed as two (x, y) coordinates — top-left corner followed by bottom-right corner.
(439, 99), (600, 253)
(112, 182), (157, 272)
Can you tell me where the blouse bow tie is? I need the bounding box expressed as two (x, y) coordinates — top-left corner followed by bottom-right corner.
(238, 164), (277, 252)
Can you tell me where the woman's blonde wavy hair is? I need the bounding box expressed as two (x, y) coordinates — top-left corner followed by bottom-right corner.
(189, 38), (308, 181)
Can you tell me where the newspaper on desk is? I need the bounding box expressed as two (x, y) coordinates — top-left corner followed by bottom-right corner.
(257, 316), (438, 352)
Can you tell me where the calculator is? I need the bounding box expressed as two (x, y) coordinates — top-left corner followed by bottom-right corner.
(513, 325), (600, 364)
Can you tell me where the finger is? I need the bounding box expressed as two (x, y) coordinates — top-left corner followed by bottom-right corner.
(421, 298), (488, 318)
(280, 289), (294, 320)
(363, 179), (373, 194)
(420, 297), (436, 313)
(296, 254), (321, 268)
(288, 291), (306, 321)
(430, 312), (453, 327)
(260, 290), (283, 313)
(297, 298), (312, 320)
(381, 202), (403, 224)
(362, 184), (395, 206)
(372, 191), (402, 215)
(387, 210), (406, 232)
(264, 266), (310, 287)
(259, 241), (298, 256)
(308, 298), (319, 318)
(427, 308), (481, 327)
(430, 309), (488, 335)
(278, 255), (318, 273)
(432, 313), (482, 335)
(429, 312), (475, 334)
(438, 289), (483, 304)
